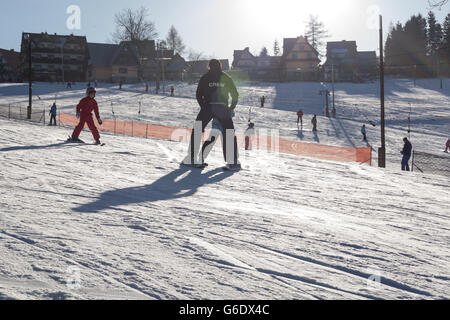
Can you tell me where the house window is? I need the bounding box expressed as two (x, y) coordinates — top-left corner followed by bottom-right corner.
(119, 68), (128, 74)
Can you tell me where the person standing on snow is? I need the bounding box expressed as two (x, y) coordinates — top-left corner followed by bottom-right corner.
(260, 96), (265, 108)
(311, 115), (318, 132)
(69, 87), (103, 145)
(444, 139), (450, 153)
(297, 109), (304, 129)
(182, 59), (240, 170)
(245, 122), (255, 150)
(361, 124), (367, 142)
(401, 137), (412, 171)
(170, 86), (175, 97)
(49, 103), (57, 126)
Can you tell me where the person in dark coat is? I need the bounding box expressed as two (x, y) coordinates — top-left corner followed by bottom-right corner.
(182, 59), (240, 169)
(260, 96), (265, 108)
(361, 124), (367, 141)
(297, 109), (304, 129)
(311, 115), (317, 132)
(49, 103), (57, 126)
(401, 137), (412, 171)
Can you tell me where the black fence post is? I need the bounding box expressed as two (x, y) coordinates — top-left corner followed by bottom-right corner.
(412, 150), (415, 172)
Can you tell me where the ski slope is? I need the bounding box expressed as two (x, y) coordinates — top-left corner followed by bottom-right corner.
(1, 77), (448, 165)
(0, 79), (449, 300)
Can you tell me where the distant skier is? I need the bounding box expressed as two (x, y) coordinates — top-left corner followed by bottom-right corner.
(311, 115), (318, 132)
(66, 82), (72, 89)
(361, 124), (367, 142)
(94, 79), (98, 87)
(297, 109), (304, 129)
(119, 80), (123, 90)
(68, 87), (103, 145)
(260, 96), (265, 108)
(245, 122), (255, 150)
(170, 86), (175, 97)
(49, 103), (57, 126)
(445, 139), (450, 153)
(400, 137), (412, 171)
(145, 82), (149, 93)
(182, 59), (240, 170)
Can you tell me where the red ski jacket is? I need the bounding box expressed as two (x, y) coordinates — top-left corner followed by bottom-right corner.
(76, 97), (100, 118)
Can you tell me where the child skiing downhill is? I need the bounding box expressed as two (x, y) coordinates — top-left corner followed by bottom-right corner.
(68, 87), (103, 145)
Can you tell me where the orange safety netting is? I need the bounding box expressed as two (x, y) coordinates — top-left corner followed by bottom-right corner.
(59, 112), (371, 165)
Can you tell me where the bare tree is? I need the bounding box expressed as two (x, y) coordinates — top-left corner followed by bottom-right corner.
(304, 15), (330, 57)
(187, 49), (206, 61)
(112, 7), (158, 43)
(166, 26), (186, 55)
(428, 0), (448, 9)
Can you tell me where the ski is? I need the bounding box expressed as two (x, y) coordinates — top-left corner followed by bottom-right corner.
(222, 165), (243, 172)
(180, 162), (208, 169)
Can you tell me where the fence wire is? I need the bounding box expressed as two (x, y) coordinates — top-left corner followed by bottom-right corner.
(0, 104), (47, 125)
(412, 150), (450, 177)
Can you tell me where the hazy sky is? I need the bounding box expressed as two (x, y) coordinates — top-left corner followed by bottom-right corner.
(0, 0), (448, 62)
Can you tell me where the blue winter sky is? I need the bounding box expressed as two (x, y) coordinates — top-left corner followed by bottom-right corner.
(0, 0), (448, 61)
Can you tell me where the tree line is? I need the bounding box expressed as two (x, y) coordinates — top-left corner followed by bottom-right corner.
(385, 12), (450, 76)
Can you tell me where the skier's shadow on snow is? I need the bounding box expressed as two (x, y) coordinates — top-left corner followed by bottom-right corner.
(0, 142), (77, 152)
(74, 167), (235, 213)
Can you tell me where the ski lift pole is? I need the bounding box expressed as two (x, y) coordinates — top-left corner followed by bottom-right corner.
(408, 103), (412, 140)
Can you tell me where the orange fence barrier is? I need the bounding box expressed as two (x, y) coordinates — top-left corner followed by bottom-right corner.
(59, 112), (371, 165)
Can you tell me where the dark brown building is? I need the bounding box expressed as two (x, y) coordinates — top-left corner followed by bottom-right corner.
(20, 32), (89, 82)
(0, 48), (21, 82)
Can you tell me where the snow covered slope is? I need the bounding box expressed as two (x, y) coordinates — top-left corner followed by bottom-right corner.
(0, 117), (448, 300)
(1, 78), (448, 166)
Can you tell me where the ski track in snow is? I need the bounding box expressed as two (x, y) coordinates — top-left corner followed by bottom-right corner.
(0, 79), (449, 300)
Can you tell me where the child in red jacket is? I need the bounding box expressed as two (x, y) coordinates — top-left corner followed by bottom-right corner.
(69, 87), (103, 144)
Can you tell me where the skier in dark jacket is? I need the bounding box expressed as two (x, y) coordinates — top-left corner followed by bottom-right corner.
(182, 59), (240, 169)
(361, 124), (367, 141)
(49, 103), (57, 126)
(401, 137), (412, 171)
(311, 115), (318, 132)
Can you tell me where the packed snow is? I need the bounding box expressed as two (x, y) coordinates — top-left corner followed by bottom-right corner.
(0, 78), (448, 300)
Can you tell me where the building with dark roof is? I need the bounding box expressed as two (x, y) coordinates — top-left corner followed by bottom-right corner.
(20, 32), (89, 82)
(0, 49), (21, 82)
(323, 40), (377, 82)
(282, 36), (320, 81)
(232, 36), (319, 81)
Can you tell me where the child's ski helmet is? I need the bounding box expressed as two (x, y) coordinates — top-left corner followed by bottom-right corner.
(86, 87), (97, 96)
